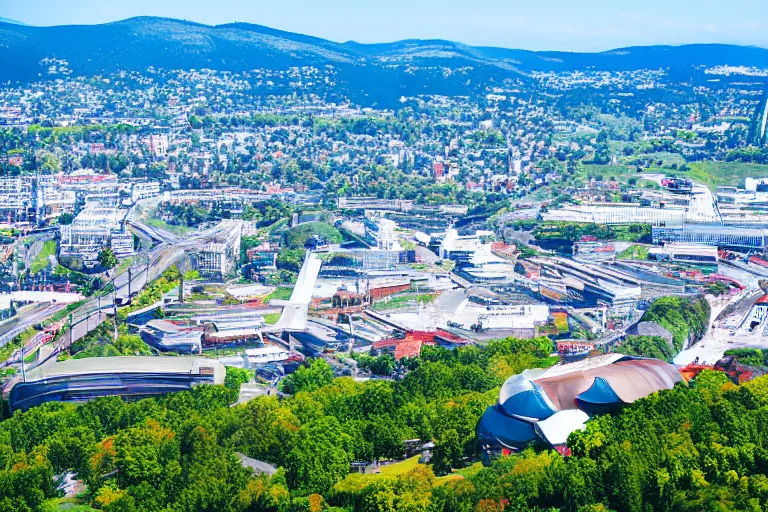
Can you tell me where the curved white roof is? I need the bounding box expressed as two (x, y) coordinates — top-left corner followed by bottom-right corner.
(536, 409), (589, 446)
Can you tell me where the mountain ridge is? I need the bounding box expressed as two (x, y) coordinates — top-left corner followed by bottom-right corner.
(1, 16), (766, 104)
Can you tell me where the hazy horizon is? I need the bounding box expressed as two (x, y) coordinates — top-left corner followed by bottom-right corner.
(2, 0), (768, 52)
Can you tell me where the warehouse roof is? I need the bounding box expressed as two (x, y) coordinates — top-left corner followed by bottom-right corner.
(26, 356), (225, 385)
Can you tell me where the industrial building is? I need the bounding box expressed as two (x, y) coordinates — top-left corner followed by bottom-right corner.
(526, 256), (646, 314)
(543, 204), (687, 226)
(464, 303), (549, 334)
(86, 191), (123, 207)
(36, 184), (76, 223)
(744, 295), (768, 330)
(652, 224), (768, 250)
(337, 196), (414, 212)
(648, 243), (719, 266)
(8, 356), (225, 412)
(138, 319), (204, 353)
(131, 181), (162, 203)
(572, 241), (616, 260)
(59, 171), (121, 201)
(196, 242), (233, 276)
(245, 241), (279, 270)
(371, 329), (472, 360)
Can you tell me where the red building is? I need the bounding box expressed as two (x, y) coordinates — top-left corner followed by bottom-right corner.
(372, 330), (471, 360)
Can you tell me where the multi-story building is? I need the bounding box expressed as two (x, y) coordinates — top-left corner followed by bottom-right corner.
(0, 177), (34, 224)
(131, 181), (162, 203)
(337, 196), (413, 212)
(37, 186), (76, 222)
(59, 170), (121, 203)
(193, 222), (242, 277)
(59, 207), (134, 263)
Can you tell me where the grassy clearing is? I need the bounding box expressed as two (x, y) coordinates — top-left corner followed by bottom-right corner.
(617, 244), (650, 260)
(115, 255), (138, 275)
(0, 326), (37, 362)
(145, 216), (191, 236)
(263, 313), (280, 325)
(266, 217), (289, 235)
(376, 457), (481, 485)
(30, 239), (57, 274)
(568, 161), (768, 191)
(50, 301), (85, 324)
(626, 151), (686, 167)
(681, 161), (768, 190)
(573, 164), (635, 183)
(553, 312), (569, 333)
(40, 497), (97, 512)
(372, 293), (436, 311)
(434, 473), (464, 485)
(265, 287), (294, 302)
(378, 456), (421, 476)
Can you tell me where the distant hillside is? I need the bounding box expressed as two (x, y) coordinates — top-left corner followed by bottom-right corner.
(0, 16), (766, 101)
(0, 17), (26, 26)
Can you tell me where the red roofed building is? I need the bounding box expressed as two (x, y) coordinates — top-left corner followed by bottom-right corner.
(372, 330), (471, 360)
(394, 340), (423, 360)
(59, 173), (117, 185)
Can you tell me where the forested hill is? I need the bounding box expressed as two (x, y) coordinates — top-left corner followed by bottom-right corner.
(1, 16), (767, 85)
(4, 340), (768, 511)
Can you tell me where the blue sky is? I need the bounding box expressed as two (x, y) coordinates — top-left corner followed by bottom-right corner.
(2, 0), (768, 51)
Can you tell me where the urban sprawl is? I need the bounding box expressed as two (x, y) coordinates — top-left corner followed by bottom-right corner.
(3, 54), (768, 507)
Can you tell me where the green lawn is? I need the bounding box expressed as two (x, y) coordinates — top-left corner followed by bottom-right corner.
(434, 462), (484, 486)
(377, 457), (483, 486)
(378, 456), (422, 476)
(40, 498), (96, 512)
(145, 216), (191, 236)
(570, 161), (768, 191)
(573, 164), (635, 183)
(263, 313), (280, 325)
(372, 293), (435, 312)
(680, 161), (768, 190)
(265, 287), (294, 302)
(617, 244), (650, 260)
(30, 239), (57, 274)
(624, 151), (686, 168)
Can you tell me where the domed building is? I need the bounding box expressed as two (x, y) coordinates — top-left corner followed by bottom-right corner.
(477, 354), (682, 458)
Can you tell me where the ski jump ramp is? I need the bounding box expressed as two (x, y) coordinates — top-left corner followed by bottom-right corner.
(268, 251), (322, 333)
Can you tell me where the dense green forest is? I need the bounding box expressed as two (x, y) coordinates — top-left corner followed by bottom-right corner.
(5, 334), (768, 511)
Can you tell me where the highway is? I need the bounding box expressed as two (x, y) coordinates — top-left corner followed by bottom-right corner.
(0, 303), (67, 351)
(2, 218), (242, 371)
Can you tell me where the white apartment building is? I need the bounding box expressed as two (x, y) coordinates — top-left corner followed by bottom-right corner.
(0, 177), (34, 223)
(59, 207), (134, 263)
(131, 181), (161, 203)
(193, 222), (242, 277)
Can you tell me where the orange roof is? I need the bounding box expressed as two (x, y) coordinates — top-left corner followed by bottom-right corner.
(394, 340), (423, 360)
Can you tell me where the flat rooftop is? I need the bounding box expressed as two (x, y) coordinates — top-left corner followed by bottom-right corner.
(26, 356), (225, 384)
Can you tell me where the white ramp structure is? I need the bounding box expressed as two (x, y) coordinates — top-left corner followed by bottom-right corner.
(268, 251), (322, 333)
